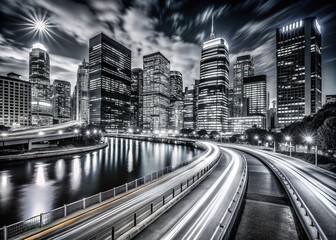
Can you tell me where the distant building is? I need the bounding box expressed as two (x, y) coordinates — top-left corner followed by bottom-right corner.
(89, 33), (131, 132)
(266, 100), (278, 130)
(52, 80), (71, 123)
(228, 116), (266, 134)
(325, 95), (336, 104)
(197, 22), (230, 132)
(131, 68), (143, 129)
(228, 87), (234, 117)
(277, 17), (322, 127)
(29, 43), (53, 126)
(233, 55), (254, 117)
(169, 100), (184, 130)
(76, 59), (90, 123)
(143, 52), (170, 130)
(183, 85), (196, 130)
(243, 75), (267, 116)
(170, 71), (183, 101)
(0, 73), (31, 127)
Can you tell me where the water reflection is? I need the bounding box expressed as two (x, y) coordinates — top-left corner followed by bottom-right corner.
(0, 137), (202, 226)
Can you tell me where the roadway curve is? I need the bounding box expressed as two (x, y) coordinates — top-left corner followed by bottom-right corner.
(223, 144), (336, 240)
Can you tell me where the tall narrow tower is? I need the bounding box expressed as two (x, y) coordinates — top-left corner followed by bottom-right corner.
(197, 20), (230, 132)
(29, 43), (53, 126)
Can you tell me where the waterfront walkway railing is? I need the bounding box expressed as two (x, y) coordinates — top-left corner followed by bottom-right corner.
(0, 142), (207, 240)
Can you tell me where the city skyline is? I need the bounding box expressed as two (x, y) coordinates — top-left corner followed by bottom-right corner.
(0, 0), (335, 103)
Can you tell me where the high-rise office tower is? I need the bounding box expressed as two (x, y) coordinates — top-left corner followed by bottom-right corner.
(277, 17), (322, 127)
(76, 59), (90, 123)
(29, 43), (53, 126)
(0, 73), (31, 127)
(233, 55), (254, 117)
(169, 100), (184, 130)
(52, 80), (71, 123)
(183, 85), (195, 129)
(170, 71), (183, 101)
(143, 52), (170, 130)
(197, 20), (230, 132)
(131, 68), (143, 129)
(89, 33), (131, 132)
(243, 75), (267, 116)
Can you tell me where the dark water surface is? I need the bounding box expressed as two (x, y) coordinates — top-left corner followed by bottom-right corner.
(0, 137), (202, 226)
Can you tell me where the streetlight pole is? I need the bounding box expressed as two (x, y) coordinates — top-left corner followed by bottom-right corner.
(305, 136), (317, 167)
(285, 136), (291, 157)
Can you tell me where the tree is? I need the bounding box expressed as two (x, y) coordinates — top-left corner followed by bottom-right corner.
(197, 129), (208, 138)
(210, 131), (220, 139)
(317, 117), (336, 158)
(244, 128), (268, 145)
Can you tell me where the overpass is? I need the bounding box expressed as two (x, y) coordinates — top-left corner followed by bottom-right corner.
(0, 138), (335, 240)
(0, 121), (82, 150)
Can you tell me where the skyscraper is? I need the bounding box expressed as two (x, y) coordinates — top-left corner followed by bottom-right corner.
(0, 73), (31, 127)
(170, 71), (183, 101)
(29, 43), (53, 126)
(243, 75), (267, 116)
(183, 85), (195, 129)
(52, 79), (71, 123)
(276, 17), (322, 127)
(143, 52), (170, 130)
(197, 20), (230, 132)
(76, 59), (90, 123)
(89, 33), (131, 132)
(169, 100), (184, 130)
(233, 55), (254, 117)
(130, 68), (143, 129)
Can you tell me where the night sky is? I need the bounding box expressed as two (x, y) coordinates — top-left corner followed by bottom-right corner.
(0, 0), (335, 102)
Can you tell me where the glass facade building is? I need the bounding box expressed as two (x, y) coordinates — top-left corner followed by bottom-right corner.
(170, 71), (183, 101)
(29, 43), (53, 126)
(197, 34), (230, 132)
(233, 55), (254, 117)
(276, 17), (322, 127)
(130, 68), (143, 129)
(76, 59), (90, 123)
(169, 100), (184, 130)
(228, 115), (266, 134)
(143, 52), (170, 130)
(0, 73), (31, 127)
(52, 79), (71, 123)
(89, 33), (131, 132)
(183, 85), (195, 129)
(243, 75), (267, 116)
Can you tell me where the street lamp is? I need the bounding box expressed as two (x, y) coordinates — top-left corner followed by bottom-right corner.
(267, 135), (275, 152)
(58, 130), (63, 135)
(285, 136), (291, 156)
(305, 136), (317, 166)
(254, 135), (259, 146)
(74, 129), (79, 134)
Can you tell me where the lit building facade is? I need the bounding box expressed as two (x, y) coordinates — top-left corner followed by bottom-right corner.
(169, 100), (184, 130)
(29, 43), (53, 126)
(183, 85), (195, 129)
(243, 75), (267, 116)
(228, 115), (266, 134)
(76, 59), (90, 123)
(131, 68), (143, 129)
(143, 52), (170, 130)
(0, 73), (31, 127)
(277, 17), (322, 127)
(170, 71), (183, 101)
(89, 33), (131, 132)
(52, 80), (71, 123)
(325, 95), (336, 104)
(233, 55), (254, 117)
(197, 29), (230, 132)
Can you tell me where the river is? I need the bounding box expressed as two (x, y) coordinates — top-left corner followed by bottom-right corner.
(0, 137), (202, 226)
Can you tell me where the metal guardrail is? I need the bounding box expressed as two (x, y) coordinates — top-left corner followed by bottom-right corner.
(250, 153), (327, 240)
(88, 153), (220, 239)
(0, 142), (208, 240)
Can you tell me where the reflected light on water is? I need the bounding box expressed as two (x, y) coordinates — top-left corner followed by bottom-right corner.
(84, 154), (91, 177)
(71, 157), (81, 191)
(35, 164), (47, 186)
(0, 172), (12, 206)
(55, 159), (65, 180)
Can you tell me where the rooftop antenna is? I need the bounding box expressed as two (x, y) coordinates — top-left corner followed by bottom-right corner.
(210, 15), (215, 39)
